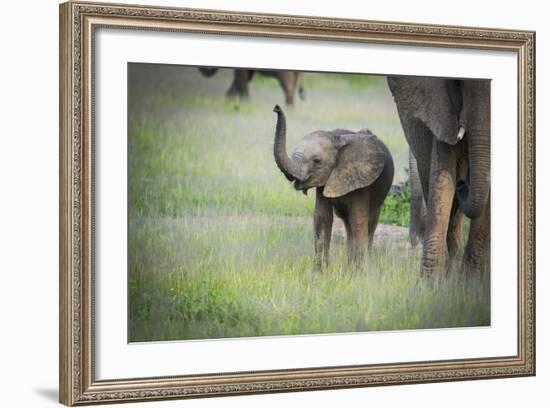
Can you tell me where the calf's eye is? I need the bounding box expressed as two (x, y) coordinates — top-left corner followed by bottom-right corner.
(313, 158), (321, 165)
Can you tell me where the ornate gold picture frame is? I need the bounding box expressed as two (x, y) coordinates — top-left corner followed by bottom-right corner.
(59, 1), (535, 405)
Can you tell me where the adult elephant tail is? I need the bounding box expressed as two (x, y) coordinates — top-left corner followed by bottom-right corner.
(456, 80), (491, 219)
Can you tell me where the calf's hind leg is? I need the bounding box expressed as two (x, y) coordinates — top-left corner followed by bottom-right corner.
(347, 196), (370, 263)
(367, 207), (381, 251)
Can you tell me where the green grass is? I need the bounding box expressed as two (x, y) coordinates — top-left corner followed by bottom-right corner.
(127, 64), (490, 342)
(129, 215), (489, 342)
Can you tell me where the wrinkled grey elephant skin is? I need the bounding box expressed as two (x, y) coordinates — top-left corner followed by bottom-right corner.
(387, 76), (491, 276)
(272, 105), (394, 269)
(408, 148), (427, 248)
(199, 68), (305, 105)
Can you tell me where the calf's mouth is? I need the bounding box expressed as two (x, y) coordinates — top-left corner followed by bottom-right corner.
(293, 179), (310, 195)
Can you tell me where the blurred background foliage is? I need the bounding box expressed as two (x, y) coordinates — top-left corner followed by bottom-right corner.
(128, 64), (410, 224)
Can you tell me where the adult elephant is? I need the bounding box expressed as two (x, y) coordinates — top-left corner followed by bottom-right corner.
(387, 76), (491, 276)
(199, 68), (305, 105)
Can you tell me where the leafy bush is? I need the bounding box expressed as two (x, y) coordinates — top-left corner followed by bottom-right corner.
(379, 174), (411, 227)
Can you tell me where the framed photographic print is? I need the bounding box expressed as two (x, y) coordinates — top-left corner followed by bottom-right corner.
(59, 1), (536, 405)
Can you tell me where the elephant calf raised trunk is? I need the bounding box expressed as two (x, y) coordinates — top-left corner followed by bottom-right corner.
(273, 105), (303, 182)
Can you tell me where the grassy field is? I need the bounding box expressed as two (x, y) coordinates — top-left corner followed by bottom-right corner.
(128, 64), (490, 342)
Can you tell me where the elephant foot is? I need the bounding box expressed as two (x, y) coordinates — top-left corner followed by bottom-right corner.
(311, 262), (326, 274)
(461, 253), (489, 275)
(347, 251), (365, 268)
(313, 257), (321, 270)
(420, 232), (450, 276)
(313, 256), (330, 272)
(420, 248), (449, 277)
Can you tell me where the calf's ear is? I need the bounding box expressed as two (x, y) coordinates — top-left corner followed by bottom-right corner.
(323, 135), (386, 198)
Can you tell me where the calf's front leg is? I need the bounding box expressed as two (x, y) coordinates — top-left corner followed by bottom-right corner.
(314, 188), (333, 269)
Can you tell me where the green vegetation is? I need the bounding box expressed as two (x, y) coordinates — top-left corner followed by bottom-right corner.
(129, 215), (489, 341)
(380, 178), (412, 226)
(128, 64), (490, 342)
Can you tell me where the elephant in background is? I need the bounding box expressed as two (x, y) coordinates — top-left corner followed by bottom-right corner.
(272, 105), (394, 268)
(387, 76), (491, 276)
(199, 68), (305, 105)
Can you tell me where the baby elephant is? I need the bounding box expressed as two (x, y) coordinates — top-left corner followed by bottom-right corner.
(272, 105), (394, 268)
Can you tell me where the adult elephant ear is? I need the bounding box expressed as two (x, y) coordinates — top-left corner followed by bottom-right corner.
(323, 134), (386, 198)
(387, 76), (461, 145)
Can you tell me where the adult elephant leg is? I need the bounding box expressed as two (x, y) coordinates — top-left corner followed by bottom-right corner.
(422, 138), (457, 276)
(462, 192), (490, 274)
(446, 198), (464, 260)
(401, 118), (432, 249)
(226, 72), (239, 98)
(227, 70), (250, 99)
(447, 147), (468, 259)
(409, 149), (426, 247)
(297, 72), (306, 100)
(405, 118), (432, 202)
(277, 71), (297, 105)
